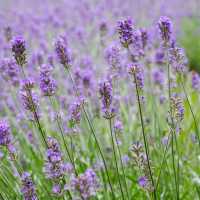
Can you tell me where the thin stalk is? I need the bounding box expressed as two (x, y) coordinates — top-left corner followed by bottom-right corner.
(133, 72), (157, 200)
(114, 130), (130, 200)
(108, 118), (125, 200)
(180, 76), (200, 148)
(65, 67), (115, 199)
(20, 67), (47, 147)
(155, 132), (171, 190)
(167, 52), (179, 200)
(48, 96), (78, 176)
(174, 132), (180, 198)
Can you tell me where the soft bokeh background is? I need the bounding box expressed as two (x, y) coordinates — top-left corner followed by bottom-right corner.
(1, 0), (200, 72)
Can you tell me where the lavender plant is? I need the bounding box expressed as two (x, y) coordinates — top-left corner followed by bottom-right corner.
(0, 1), (200, 199)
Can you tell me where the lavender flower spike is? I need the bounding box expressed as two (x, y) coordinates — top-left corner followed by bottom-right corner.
(11, 36), (26, 66)
(21, 172), (38, 200)
(158, 16), (172, 46)
(40, 64), (57, 96)
(117, 18), (133, 48)
(0, 120), (15, 156)
(71, 168), (99, 199)
(54, 36), (72, 68)
(44, 137), (65, 180)
(99, 81), (116, 119)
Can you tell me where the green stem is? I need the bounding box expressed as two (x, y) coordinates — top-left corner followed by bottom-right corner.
(167, 52), (179, 200)
(180, 76), (200, 148)
(109, 118), (125, 200)
(114, 130), (130, 200)
(64, 67), (116, 199)
(155, 132), (171, 190)
(48, 96), (78, 176)
(21, 67), (47, 147)
(133, 72), (157, 200)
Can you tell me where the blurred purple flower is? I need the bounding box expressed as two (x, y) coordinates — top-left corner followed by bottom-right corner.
(40, 64), (57, 96)
(191, 71), (200, 91)
(117, 18), (133, 48)
(11, 36), (26, 66)
(55, 36), (72, 67)
(138, 176), (148, 188)
(70, 168), (99, 199)
(44, 137), (65, 180)
(158, 16), (172, 46)
(21, 172), (38, 200)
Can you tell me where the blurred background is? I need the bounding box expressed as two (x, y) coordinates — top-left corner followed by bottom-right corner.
(1, 0), (200, 72)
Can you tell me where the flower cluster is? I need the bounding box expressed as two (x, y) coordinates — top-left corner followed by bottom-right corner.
(20, 79), (39, 113)
(11, 36), (26, 66)
(55, 36), (72, 67)
(68, 98), (84, 127)
(44, 137), (65, 180)
(128, 63), (144, 89)
(117, 18), (133, 48)
(170, 94), (184, 123)
(104, 43), (121, 69)
(0, 120), (15, 157)
(21, 172), (38, 200)
(140, 28), (148, 50)
(70, 168), (99, 199)
(152, 68), (165, 87)
(99, 81), (116, 119)
(130, 142), (153, 191)
(191, 71), (200, 91)
(158, 16), (172, 46)
(0, 58), (19, 86)
(39, 64), (57, 96)
(169, 42), (187, 73)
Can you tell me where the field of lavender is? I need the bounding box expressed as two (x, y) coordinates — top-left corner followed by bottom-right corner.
(1, 0), (200, 199)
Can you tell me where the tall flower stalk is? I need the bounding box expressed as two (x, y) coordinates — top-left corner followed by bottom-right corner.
(128, 64), (157, 200)
(11, 36), (47, 147)
(158, 16), (179, 199)
(99, 80), (125, 199)
(54, 37), (115, 199)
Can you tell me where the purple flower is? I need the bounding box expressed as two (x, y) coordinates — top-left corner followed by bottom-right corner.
(40, 64), (57, 96)
(20, 90), (39, 112)
(0, 58), (19, 86)
(21, 78), (35, 91)
(117, 18), (133, 48)
(158, 16), (172, 46)
(128, 63), (144, 89)
(122, 155), (130, 165)
(70, 168), (99, 199)
(162, 136), (169, 146)
(155, 49), (165, 65)
(0, 120), (12, 147)
(68, 98), (84, 127)
(54, 36), (72, 67)
(171, 94), (184, 122)
(138, 176), (148, 188)
(104, 43), (121, 68)
(140, 28), (149, 50)
(152, 68), (165, 87)
(99, 81), (116, 119)
(114, 120), (123, 133)
(20, 78), (39, 113)
(21, 172), (38, 200)
(169, 42), (187, 73)
(11, 36), (26, 66)
(52, 184), (62, 196)
(191, 71), (200, 90)
(44, 137), (65, 180)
